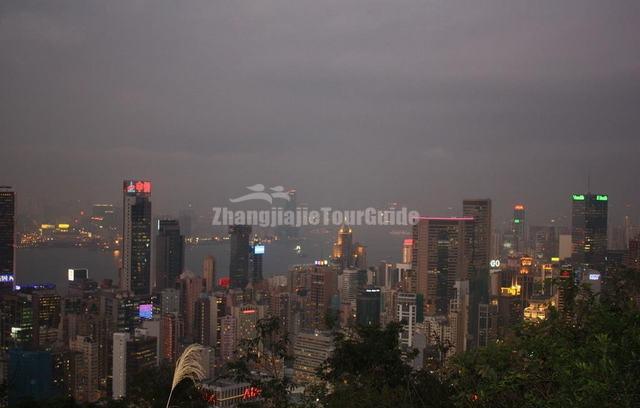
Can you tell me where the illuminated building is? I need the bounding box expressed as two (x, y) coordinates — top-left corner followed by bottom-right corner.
(293, 330), (333, 383)
(112, 332), (157, 399)
(199, 379), (262, 408)
(32, 290), (61, 348)
(571, 193), (608, 270)
(397, 292), (418, 347)
(412, 217), (474, 316)
(353, 243), (367, 269)
(160, 288), (180, 315)
(155, 219), (184, 291)
(203, 255), (216, 293)
(529, 225), (559, 261)
(160, 313), (183, 364)
(332, 224), (353, 269)
(52, 350), (81, 401)
(251, 242), (264, 284)
(402, 239), (413, 264)
(523, 297), (554, 321)
(338, 268), (360, 307)
(628, 235), (640, 270)
(512, 204), (526, 253)
(121, 180), (152, 295)
(229, 225), (251, 289)
(69, 335), (100, 402)
(308, 266), (337, 329)
(194, 295), (218, 347)
(463, 199), (492, 271)
(67, 268), (88, 282)
(220, 315), (237, 361)
(0, 186), (15, 290)
(355, 286), (381, 326)
(232, 304), (264, 343)
(178, 271), (203, 339)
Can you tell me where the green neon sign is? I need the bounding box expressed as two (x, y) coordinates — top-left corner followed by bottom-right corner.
(572, 194), (585, 201)
(596, 195), (608, 201)
(514, 219), (521, 224)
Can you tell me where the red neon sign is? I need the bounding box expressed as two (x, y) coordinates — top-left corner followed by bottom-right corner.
(242, 387), (262, 400)
(242, 309), (256, 314)
(124, 180), (151, 194)
(218, 277), (230, 288)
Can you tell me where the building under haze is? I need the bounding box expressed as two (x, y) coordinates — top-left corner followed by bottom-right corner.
(0, 186), (16, 290)
(121, 180), (152, 295)
(229, 225), (251, 289)
(155, 219), (184, 291)
(412, 217), (474, 316)
(571, 193), (608, 270)
(512, 204), (526, 254)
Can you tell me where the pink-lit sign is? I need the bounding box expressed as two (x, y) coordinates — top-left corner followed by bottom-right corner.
(124, 180), (151, 195)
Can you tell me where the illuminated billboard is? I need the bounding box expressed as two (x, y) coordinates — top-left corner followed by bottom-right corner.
(68, 268), (88, 282)
(596, 195), (608, 201)
(572, 194), (585, 201)
(254, 245), (265, 255)
(139, 304), (153, 319)
(124, 180), (152, 195)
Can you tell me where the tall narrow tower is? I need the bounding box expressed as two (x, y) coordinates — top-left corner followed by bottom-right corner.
(122, 180), (152, 295)
(0, 186), (15, 290)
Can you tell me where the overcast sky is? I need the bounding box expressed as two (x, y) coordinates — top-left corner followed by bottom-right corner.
(1, 0), (639, 226)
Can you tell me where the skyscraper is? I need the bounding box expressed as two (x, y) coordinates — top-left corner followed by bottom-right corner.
(122, 180), (152, 295)
(412, 217), (474, 316)
(571, 193), (608, 270)
(155, 219), (184, 291)
(355, 286), (381, 326)
(229, 225), (251, 289)
(332, 225), (353, 269)
(203, 255), (216, 293)
(463, 199), (492, 271)
(511, 204), (526, 253)
(0, 186), (16, 290)
(251, 242), (264, 284)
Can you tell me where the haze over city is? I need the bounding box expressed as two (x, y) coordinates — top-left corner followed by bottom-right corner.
(2, 0), (639, 227)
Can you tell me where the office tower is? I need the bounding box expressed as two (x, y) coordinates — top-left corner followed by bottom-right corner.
(194, 295), (217, 347)
(512, 204), (526, 254)
(402, 239), (413, 264)
(160, 288), (180, 315)
(52, 350), (82, 401)
(338, 268), (360, 307)
(0, 186), (16, 290)
(160, 313), (183, 364)
(8, 349), (54, 406)
(220, 315), (237, 361)
(112, 332), (157, 399)
(232, 304), (264, 343)
(69, 336), (100, 403)
(155, 219), (184, 291)
(628, 235), (640, 270)
(308, 266), (337, 329)
(203, 255), (216, 293)
(529, 225), (559, 261)
(67, 268), (89, 282)
(332, 225), (353, 268)
(251, 242), (264, 284)
(178, 271), (203, 339)
(356, 286), (381, 326)
(229, 225), (251, 289)
(293, 330), (333, 383)
(122, 180), (152, 295)
(463, 199), (492, 271)
(571, 193), (608, 270)
(32, 289), (61, 348)
(397, 292), (418, 347)
(353, 243), (367, 269)
(412, 217), (474, 316)
(448, 280), (470, 355)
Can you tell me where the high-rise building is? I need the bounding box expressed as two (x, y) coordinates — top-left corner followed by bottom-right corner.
(203, 255), (216, 293)
(160, 313), (183, 364)
(112, 332), (157, 399)
(251, 242), (264, 284)
(353, 243), (367, 269)
(229, 225), (251, 289)
(293, 330), (333, 383)
(355, 286), (381, 326)
(69, 335), (100, 403)
(402, 239), (413, 264)
(0, 186), (16, 290)
(463, 199), (492, 271)
(571, 193), (608, 270)
(332, 225), (353, 269)
(194, 295), (218, 347)
(512, 204), (526, 254)
(155, 219), (184, 291)
(178, 271), (203, 339)
(412, 217), (474, 316)
(121, 180), (152, 295)
(397, 292), (418, 347)
(220, 315), (237, 362)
